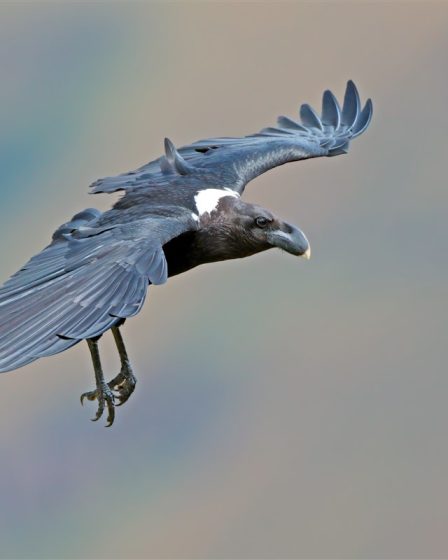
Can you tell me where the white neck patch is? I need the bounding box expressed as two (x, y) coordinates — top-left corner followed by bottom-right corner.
(194, 188), (239, 217)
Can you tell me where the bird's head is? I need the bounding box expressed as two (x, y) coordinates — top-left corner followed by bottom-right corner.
(197, 197), (311, 262)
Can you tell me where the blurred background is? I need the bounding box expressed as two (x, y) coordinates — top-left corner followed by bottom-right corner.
(0, 2), (447, 558)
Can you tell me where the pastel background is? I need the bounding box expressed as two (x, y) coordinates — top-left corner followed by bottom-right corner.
(0, 2), (447, 558)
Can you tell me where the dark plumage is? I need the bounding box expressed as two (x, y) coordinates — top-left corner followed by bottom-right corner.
(0, 81), (372, 425)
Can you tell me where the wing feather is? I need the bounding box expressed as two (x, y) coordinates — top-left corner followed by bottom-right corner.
(277, 116), (308, 131)
(321, 90), (341, 128)
(300, 103), (324, 130)
(89, 81), (372, 196)
(0, 207), (197, 372)
(351, 98), (373, 138)
(341, 79), (361, 127)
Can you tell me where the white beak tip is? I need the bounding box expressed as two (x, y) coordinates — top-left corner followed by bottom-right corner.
(302, 246), (311, 260)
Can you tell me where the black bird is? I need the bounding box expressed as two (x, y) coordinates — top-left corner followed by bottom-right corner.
(0, 81), (372, 425)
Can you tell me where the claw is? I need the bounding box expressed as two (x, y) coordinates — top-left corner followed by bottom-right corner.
(104, 392), (115, 426)
(108, 367), (137, 407)
(80, 390), (98, 405)
(80, 383), (116, 426)
(83, 332), (136, 427)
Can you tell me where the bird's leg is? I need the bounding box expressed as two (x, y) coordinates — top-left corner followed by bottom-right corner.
(80, 337), (116, 426)
(107, 326), (137, 406)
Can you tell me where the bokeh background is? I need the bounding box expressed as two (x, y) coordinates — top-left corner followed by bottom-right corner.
(0, 2), (447, 558)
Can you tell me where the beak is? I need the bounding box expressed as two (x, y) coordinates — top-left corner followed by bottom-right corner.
(267, 224), (311, 259)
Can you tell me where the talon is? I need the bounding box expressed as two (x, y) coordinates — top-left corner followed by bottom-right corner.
(81, 383), (116, 426)
(83, 333), (136, 427)
(105, 410), (115, 427)
(92, 402), (104, 422)
(104, 393), (115, 427)
(107, 368), (137, 407)
(80, 390), (97, 404)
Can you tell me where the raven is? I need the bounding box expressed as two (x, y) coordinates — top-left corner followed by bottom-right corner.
(0, 81), (372, 425)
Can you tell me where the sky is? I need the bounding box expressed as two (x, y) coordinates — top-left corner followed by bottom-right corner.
(0, 2), (447, 558)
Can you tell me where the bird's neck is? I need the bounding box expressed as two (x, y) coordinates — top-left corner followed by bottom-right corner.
(162, 226), (264, 278)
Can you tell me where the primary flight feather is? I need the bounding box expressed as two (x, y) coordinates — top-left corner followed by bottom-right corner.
(0, 81), (372, 425)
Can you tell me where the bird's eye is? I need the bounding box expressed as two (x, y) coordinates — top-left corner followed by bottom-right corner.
(255, 216), (270, 228)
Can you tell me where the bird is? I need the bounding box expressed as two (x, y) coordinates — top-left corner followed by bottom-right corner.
(0, 81), (372, 426)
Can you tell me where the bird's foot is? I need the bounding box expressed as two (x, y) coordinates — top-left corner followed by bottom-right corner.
(108, 365), (137, 406)
(80, 382), (116, 427)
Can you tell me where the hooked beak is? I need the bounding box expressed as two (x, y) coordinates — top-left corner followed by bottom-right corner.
(267, 224), (311, 259)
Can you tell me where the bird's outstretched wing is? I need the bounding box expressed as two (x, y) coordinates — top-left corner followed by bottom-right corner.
(90, 81), (372, 196)
(0, 207), (197, 372)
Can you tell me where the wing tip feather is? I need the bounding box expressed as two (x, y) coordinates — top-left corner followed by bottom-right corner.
(162, 137), (193, 175)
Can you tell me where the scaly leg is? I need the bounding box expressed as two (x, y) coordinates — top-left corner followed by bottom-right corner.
(80, 337), (116, 427)
(107, 326), (137, 406)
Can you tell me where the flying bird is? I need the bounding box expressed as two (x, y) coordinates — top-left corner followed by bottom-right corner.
(0, 81), (372, 426)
